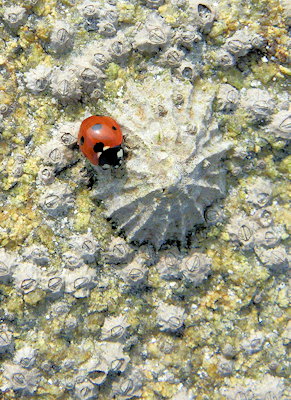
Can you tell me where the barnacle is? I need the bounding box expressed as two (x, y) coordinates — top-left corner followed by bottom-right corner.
(94, 73), (231, 248)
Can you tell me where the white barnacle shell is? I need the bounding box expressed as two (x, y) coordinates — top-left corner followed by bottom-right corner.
(93, 73), (231, 248)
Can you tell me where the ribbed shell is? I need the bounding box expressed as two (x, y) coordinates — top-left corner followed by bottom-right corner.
(93, 73), (231, 248)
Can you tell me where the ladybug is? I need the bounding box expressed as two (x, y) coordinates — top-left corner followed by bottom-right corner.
(78, 115), (123, 168)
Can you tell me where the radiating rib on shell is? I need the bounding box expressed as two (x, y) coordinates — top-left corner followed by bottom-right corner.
(93, 73), (231, 248)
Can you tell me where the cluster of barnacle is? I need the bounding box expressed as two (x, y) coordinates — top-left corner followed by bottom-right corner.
(0, 322), (143, 398)
(155, 248), (212, 288)
(1, 240), (211, 398)
(0, 245), (145, 397)
(36, 120), (81, 213)
(17, 1), (278, 107)
(211, 28), (266, 69)
(216, 83), (290, 177)
(13, 0), (219, 104)
(225, 177), (289, 274)
(0, 231), (99, 301)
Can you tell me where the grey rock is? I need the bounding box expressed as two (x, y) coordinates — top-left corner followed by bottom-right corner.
(54, 121), (79, 148)
(111, 368), (143, 399)
(270, 110), (291, 139)
(62, 251), (85, 270)
(157, 303), (186, 332)
(109, 32), (132, 62)
(3, 6), (27, 30)
(181, 252), (212, 286)
(189, 0), (216, 33)
(99, 342), (130, 373)
(13, 262), (41, 294)
(101, 315), (130, 341)
(224, 29), (252, 57)
(119, 258), (149, 287)
(50, 21), (74, 54)
(22, 244), (50, 266)
(246, 178), (273, 208)
(220, 375), (285, 400)
(281, 320), (291, 346)
(227, 214), (259, 250)
(24, 65), (52, 94)
(37, 166), (55, 185)
(156, 248), (182, 280)
(104, 237), (135, 265)
(213, 49), (236, 68)
(174, 27), (202, 50)
(172, 387), (195, 400)
(0, 326), (14, 354)
(217, 357), (234, 376)
(74, 379), (98, 400)
(253, 227), (281, 248)
(255, 245), (289, 273)
(241, 331), (265, 354)
(51, 68), (82, 102)
(41, 274), (64, 296)
(281, 0), (291, 26)
(40, 183), (75, 217)
(133, 13), (171, 53)
(0, 248), (17, 283)
(216, 84), (240, 112)
(241, 88), (275, 122)
(2, 363), (40, 395)
(13, 346), (36, 369)
(63, 265), (96, 298)
(68, 233), (100, 264)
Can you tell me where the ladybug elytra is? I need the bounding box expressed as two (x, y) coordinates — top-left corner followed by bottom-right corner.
(78, 115), (123, 168)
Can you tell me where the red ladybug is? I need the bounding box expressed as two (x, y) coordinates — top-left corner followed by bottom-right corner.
(78, 115), (123, 168)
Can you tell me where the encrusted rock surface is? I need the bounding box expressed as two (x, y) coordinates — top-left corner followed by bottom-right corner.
(0, 0), (289, 399)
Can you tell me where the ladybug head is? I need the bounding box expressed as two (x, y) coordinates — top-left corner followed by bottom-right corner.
(98, 145), (124, 169)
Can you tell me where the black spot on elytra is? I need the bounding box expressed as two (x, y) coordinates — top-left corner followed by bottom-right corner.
(93, 142), (104, 153)
(80, 136), (85, 145)
(112, 126), (117, 130)
(92, 123), (102, 131)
